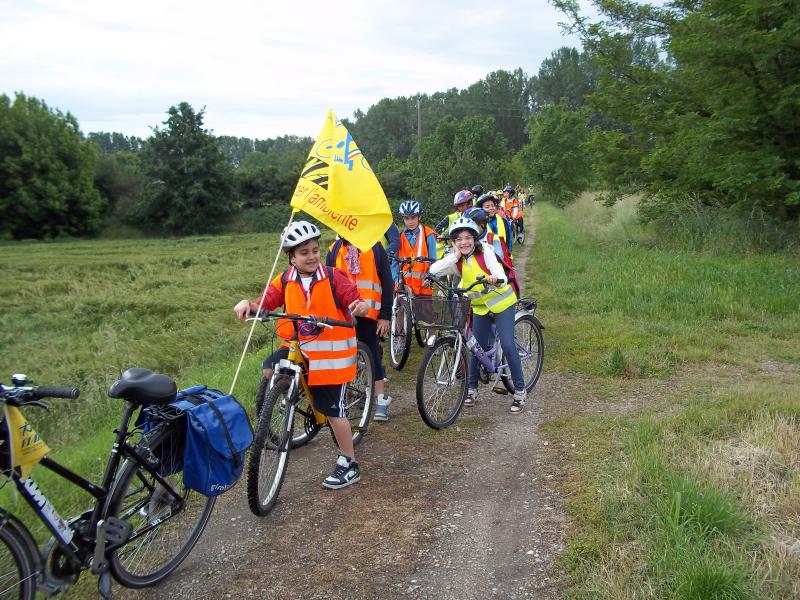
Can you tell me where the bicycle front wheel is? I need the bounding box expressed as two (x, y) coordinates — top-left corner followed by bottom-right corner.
(501, 314), (544, 393)
(416, 336), (467, 429)
(247, 377), (293, 516)
(108, 425), (215, 588)
(0, 523), (36, 600)
(389, 296), (412, 370)
(347, 341), (376, 445)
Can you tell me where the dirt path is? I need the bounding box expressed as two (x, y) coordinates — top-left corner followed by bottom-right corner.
(120, 226), (569, 600)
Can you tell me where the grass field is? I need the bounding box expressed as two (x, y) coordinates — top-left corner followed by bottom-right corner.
(534, 196), (800, 599)
(0, 231), (321, 538)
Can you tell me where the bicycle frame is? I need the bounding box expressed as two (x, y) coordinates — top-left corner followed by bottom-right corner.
(3, 401), (183, 574)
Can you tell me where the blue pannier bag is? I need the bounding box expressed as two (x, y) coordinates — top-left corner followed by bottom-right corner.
(172, 385), (254, 497)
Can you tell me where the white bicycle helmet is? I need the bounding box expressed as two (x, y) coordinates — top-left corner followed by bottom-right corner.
(448, 217), (480, 238)
(399, 200), (422, 216)
(281, 220), (321, 251)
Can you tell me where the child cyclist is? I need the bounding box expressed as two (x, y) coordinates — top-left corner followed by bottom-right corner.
(429, 217), (527, 413)
(326, 235), (394, 422)
(397, 199), (438, 338)
(233, 221), (369, 489)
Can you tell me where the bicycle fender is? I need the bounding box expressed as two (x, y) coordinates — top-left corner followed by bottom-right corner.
(0, 507), (42, 571)
(532, 315), (545, 330)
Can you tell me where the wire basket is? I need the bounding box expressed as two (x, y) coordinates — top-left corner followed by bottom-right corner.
(414, 294), (471, 330)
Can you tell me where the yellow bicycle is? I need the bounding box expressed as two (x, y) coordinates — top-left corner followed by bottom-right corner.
(245, 311), (375, 516)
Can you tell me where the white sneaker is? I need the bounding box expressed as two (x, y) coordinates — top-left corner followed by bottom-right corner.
(464, 389), (478, 407)
(374, 394), (392, 421)
(322, 454), (361, 489)
(511, 390), (526, 413)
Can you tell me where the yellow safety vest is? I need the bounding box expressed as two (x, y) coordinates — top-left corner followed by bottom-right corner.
(459, 253), (516, 316)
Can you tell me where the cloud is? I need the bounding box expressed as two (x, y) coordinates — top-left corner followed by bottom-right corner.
(0, 0), (582, 138)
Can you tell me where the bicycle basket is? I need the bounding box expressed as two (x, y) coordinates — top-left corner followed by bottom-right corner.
(415, 295), (471, 330)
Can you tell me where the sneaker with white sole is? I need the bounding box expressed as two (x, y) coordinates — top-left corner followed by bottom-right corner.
(464, 388), (478, 407)
(374, 393), (392, 421)
(322, 454), (361, 489)
(510, 390), (526, 413)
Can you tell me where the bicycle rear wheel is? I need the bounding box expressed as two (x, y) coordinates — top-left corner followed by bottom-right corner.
(501, 314), (544, 393)
(348, 342), (375, 445)
(108, 425), (215, 588)
(0, 523), (36, 600)
(416, 336), (467, 429)
(389, 296), (412, 370)
(247, 377), (293, 516)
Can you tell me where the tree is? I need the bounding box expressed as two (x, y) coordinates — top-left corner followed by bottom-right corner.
(554, 0), (800, 220)
(0, 93), (105, 239)
(138, 103), (235, 234)
(517, 103), (593, 205)
(406, 116), (510, 221)
(88, 131), (144, 154)
(530, 47), (598, 110)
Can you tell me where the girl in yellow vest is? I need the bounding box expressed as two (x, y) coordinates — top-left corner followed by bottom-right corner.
(326, 237), (394, 421)
(429, 217), (527, 413)
(234, 221), (369, 489)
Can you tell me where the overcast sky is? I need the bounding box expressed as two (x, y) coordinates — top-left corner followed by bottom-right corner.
(0, 0), (583, 139)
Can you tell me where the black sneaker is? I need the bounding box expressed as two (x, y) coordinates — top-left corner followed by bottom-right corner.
(322, 454), (361, 490)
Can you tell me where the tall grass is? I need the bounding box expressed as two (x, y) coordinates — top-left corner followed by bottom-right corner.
(533, 199), (800, 598)
(0, 232), (300, 538)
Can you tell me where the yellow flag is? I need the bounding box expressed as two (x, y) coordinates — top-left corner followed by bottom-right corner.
(290, 109), (392, 251)
(2, 405), (50, 479)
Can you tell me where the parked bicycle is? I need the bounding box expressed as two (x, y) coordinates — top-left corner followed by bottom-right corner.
(0, 370), (214, 600)
(387, 253), (437, 371)
(415, 277), (544, 429)
(245, 311), (375, 516)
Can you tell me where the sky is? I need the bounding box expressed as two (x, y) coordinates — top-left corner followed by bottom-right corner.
(0, 0), (585, 140)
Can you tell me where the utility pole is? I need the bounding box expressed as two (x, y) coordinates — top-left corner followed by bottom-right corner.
(416, 96), (422, 163)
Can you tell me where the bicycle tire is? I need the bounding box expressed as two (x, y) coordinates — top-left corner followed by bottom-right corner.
(348, 341), (376, 445)
(108, 425), (215, 588)
(247, 377), (293, 516)
(0, 522), (36, 600)
(389, 296), (412, 370)
(416, 336), (467, 429)
(501, 314), (544, 393)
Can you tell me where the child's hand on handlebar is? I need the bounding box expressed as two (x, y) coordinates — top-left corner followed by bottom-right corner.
(234, 299), (252, 321)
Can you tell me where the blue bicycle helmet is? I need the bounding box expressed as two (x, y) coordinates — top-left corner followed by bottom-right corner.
(463, 207), (489, 227)
(398, 200), (422, 216)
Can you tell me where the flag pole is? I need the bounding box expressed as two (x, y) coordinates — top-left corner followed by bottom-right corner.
(228, 210), (297, 395)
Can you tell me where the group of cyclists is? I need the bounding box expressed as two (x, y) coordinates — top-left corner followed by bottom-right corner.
(234, 184), (530, 490)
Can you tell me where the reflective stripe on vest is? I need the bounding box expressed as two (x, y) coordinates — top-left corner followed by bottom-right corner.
(273, 269), (357, 385)
(308, 355), (357, 372)
(459, 253), (516, 316)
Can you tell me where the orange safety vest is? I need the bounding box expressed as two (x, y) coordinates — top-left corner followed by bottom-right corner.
(331, 244), (382, 320)
(398, 225), (436, 296)
(502, 196), (522, 220)
(272, 266), (357, 385)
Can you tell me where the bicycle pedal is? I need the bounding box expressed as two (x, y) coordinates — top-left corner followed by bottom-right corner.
(492, 386), (509, 395)
(103, 516), (132, 550)
(97, 570), (113, 600)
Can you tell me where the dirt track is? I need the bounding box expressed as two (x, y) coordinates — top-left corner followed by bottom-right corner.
(120, 228), (569, 600)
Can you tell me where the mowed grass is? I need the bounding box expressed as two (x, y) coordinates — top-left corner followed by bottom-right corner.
(0, 232), (303, 537)
(532, 197), (800, 599)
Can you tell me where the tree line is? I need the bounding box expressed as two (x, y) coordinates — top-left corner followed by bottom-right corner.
(1, 0), (797, 241)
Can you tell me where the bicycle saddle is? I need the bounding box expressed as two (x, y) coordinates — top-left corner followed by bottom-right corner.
(108, 367), (177, 404)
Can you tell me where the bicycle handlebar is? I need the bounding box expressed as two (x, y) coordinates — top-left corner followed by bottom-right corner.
(425, 274), (505, 294)
(1, 383), (80, 407)
(387, 252), (437, 265)
(248, 310), (355, 329)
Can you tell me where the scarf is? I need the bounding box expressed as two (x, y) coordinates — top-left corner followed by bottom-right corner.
(345, 243), (361, 275)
